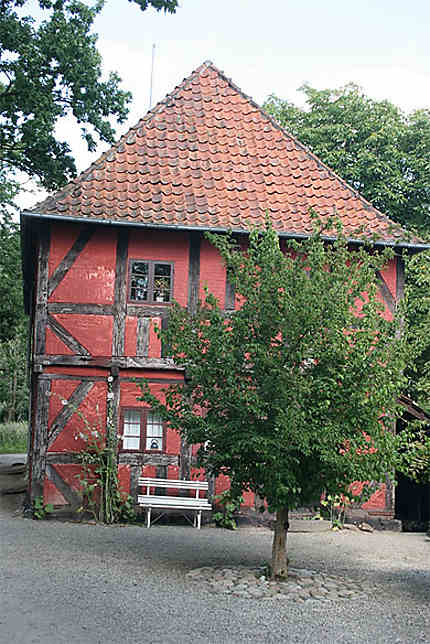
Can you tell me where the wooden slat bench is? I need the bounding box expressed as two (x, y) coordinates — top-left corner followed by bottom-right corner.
(137, 477), (212, 529)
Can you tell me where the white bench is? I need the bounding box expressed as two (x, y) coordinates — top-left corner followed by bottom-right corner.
(137, 477), (212, 529)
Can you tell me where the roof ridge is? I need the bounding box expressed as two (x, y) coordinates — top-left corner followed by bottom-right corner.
(203, 62), (408, 238)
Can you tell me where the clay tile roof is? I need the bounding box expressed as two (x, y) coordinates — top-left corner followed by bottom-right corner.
(30, 61), (413, 244)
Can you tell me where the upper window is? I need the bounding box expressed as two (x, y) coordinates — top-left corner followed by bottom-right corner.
(129, 260), (173, 304)
(121, 408), (164, 452)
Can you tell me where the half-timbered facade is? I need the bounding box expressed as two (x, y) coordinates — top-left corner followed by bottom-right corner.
(21, 61), (423, 518)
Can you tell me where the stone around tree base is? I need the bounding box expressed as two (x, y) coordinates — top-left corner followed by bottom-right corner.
(185, 565), (366, 602)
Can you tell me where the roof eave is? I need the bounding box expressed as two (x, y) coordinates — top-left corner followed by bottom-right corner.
(21, 210), (430, 252)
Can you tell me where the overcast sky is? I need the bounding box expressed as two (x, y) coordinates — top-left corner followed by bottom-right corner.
(21, 0), (430, 208)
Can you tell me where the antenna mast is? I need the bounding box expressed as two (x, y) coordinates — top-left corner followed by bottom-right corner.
(149, 43), (156, 109)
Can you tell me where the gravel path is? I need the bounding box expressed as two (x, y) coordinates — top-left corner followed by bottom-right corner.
(1, 455), (429, 643)
(1, 503), (429, 644)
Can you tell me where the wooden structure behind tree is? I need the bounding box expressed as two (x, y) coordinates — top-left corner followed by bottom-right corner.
(21, 61), (427, 520)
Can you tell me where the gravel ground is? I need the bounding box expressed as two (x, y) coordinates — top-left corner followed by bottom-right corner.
(0, 457), (429, 643)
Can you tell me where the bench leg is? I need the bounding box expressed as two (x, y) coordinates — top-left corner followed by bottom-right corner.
(146, 507), (151, 528)
(197, 510), (202, 530)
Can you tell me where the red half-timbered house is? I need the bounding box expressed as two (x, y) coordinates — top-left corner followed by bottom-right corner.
(21, 61), (423, 519)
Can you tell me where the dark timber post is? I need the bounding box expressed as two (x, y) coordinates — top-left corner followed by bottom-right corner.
(30, 378), (50, 500)
(179, 232), (201, 482)
(112, 229), (129, 360)
(29, 223), (51, 503)
(111, 229), (129, 493)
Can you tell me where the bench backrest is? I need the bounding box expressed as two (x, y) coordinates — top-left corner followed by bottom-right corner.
(138, 477), (209, 491)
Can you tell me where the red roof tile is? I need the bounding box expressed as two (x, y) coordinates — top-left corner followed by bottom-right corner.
(31, 61), (410, 244)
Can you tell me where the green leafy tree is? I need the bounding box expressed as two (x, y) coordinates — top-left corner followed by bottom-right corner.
(265, 85), (430, 231)
(0, 0), (178, 193)
(0, 0), (178, 424)
(0, 328), (28, 422)
(141, 219), (407, 578)
(0, 213), (28, 422)
(0, 213), (25, 342)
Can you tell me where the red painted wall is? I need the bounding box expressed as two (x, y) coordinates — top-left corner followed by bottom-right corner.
(39, 221), (402, 517)
(48, 224), (116, 304)
(47, 379), (107, 453)
(199, 238), (226, 305)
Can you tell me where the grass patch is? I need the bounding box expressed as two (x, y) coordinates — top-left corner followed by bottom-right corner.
(0, 422), (27, 453)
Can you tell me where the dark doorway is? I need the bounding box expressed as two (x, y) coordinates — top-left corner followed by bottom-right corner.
(395, 471), (430, 531)
(395, 398), (430, 531)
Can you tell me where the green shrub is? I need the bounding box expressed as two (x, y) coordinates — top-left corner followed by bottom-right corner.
(213, 489), (244, 530)
(0, 422), (27, 453)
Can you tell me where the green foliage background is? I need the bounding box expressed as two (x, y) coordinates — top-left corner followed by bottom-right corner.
(0, 0), (178, 428)
(265, 84), (430, 231)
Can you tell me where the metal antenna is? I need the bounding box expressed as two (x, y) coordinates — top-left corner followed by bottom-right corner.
(149, 43), (156, 109)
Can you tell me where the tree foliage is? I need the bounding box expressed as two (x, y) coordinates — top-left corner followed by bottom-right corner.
(0, 329), (28, 422)
(265, 85), (430, 231)
(0, 214), (25, 341)
(141, 220), (408, 577)
(0, 213), (28, 422)
(0, 0), (178, 192)
(0, 0), (179, 424)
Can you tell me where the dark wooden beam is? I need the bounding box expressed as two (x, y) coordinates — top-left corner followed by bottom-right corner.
(48, 303), (113, 316)
(34, 224), (51, 356)
(385, 472), (394, 513)
(48, 380), (95, 446)
(396, 256), (405, 303)
(160, 315), (169, 359)
(376, 270), (395, 316)
(126, 304), (170, 318)
(47, 226), (93, 298)
(30, 377), (51, 500)
(46, 463), (82, 510)
(178, 231), (202, 481)
(118, 453), (178, 466)
(35, 355), (181, 370)
(47, 314), (91, 356)
(188, 231), (201, 314)
(179, 441), (192, 484)
(40, 374), (107, 382)
(207, 475), (216, 503)
(225, 274), (235, 310)
(109, 370), (121, 450)
(120, 377), (183, 385)
(46, 452), (81, 465)
(112, 229), (129, 359)
(129, 465), (141, 503)
(136, 318), (150, 357)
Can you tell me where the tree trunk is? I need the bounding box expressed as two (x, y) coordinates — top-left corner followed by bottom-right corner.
(271, 506), (289, 579)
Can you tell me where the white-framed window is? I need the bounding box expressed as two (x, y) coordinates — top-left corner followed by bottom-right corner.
(120, 408), (165, 452)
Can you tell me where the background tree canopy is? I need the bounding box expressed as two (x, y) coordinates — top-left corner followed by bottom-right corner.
(265, 84), (430, 435)
(265, 84), (430, 232)
(0, 0), (179, 423)
(0, 0), (178, 197)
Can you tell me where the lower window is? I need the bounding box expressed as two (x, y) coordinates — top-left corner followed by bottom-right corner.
(121, 408), (164, 452)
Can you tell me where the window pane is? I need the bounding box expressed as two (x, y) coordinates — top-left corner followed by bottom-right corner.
(133, 262), (149, 276)
(146, 436), (162, 450)
(130, 262), (149, 301)
(146, 411), (163, 450)
(124, 436), (140, 450)
(124, 410), (141, 438)
(154, 264), (171, 277)
(147, 412), (163, 437)
(154, 264), (172, 302)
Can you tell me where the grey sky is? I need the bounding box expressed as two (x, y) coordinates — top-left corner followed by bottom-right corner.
(21, 0), (430, 207)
